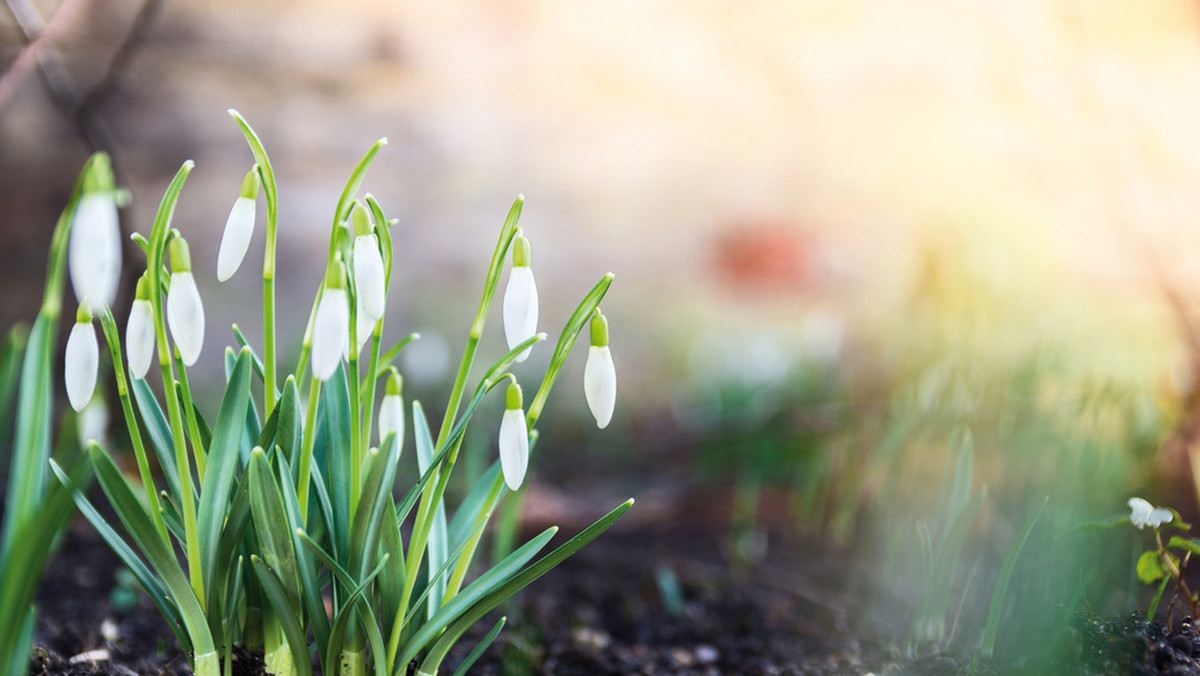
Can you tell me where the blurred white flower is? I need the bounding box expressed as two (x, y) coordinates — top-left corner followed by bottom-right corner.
(499, 382), (528, 490)
(65, 316), (98, 412)
(68, 192), (121, 311)
(354, 233), (386, 321)
(502, 235), (538, 363)
(584, 310), (616, 429)
(378, 370), (404, 448)
(217, 168), (259, 282)
(1129, 497), (1173, 530)
(78, 396), (109, 448)
(312, 287), (349, 381)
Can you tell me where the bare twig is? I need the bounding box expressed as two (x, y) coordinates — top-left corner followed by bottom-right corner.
(0, 0), (89, 111)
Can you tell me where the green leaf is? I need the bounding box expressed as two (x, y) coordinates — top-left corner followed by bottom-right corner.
(413, 403), (449, 618)
(417, 499), (634, 674)
(450, 617), (506, 676)
(348, 439), (400, 584)
(376, 333), (420, 373)
(249, 449), (301, 610)
(276, 377), (303, 480)
(1, 312), (55, 556)
(1137, 550), (1173, 584)
(324, 556), (390, 676)
(1168, 536), (1200, 558)
(250, 557), (313, 676)
(447, 464), (502, 554)
(335, 139), (387, 230)
(982, 496), (1048, 657)
(276, 455), (331, 654)
(0, 323), (28, 449)
(88, 444), (214, 655)
(399, 527), (557, 668)
(323, 362), (353, 564)
(198, 348), (254, 597)
(130, 377), (183, 502)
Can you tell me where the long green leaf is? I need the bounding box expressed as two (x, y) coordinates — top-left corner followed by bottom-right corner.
(324, 362), (353, 564)
(198, 348), (254, 596)
(982, 496), (1048, 657)
(248, 449), (301, 610)
(413, 403), (448, 618)
(0, 324), (28, 449)
(130, 377), (183, 501)
(277, 454), (332, 653)
(450, 617), (506, 676)
(250, 557), (313, 676)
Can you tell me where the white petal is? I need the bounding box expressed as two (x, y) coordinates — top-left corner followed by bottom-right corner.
(1149, 508), (1174, 529)
(68, 193), (121, 310)
(354, 235), (386, 321)
(78, 397), (109, 448)
(1128, 497), (1168, 530)
(312, 288), (349, 381)
(584, 345), (617, 429)
(65, 322), (99, 412)
(498, 408), (529, 491)
(502, 266), (538, 363)
(355, 292), (375, 354)
(378, 394), (404, 446)
(125, 299), (156, 379)
(217, 196), (256, 282)
(167, 272), (205, 366)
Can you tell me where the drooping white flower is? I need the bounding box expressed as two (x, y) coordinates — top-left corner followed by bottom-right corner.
(351, 204), (387, 322)
(312, 260), (349, 381)
(68, 156), (121, 311)
(1129, 497), (1173, 530)
(78, 395), (109, 448)
(166, 238), (205, 366)
(65, 309), (99, 412)
(502, 234), (538, 363)
(498, 381), (528, 491)
(217, 167), (260, 282)
(584, 310), (617, 429)
(125, 275), (155, 379)
(354, 290), (375, 355)
(378, 369), (405, 449)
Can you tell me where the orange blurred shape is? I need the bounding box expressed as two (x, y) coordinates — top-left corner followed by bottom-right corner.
(714, 220), (813, 289)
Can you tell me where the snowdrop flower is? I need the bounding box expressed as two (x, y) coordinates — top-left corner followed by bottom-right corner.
(166, 236), (205, 366)
(216, 167), (260, 282)
(351, 203), (386, 322)
(78, 395), (109, 449)
(125, 274), (156, 379)
(65, 306), (98, 412)
(377, 369), (404, 448)
(312, 259), (350, 381)
(498, 381), (529, 491)
(502, 233), (538, 362)
(1129, 497), (1173, 530)
(584, 309), (616, 429)
(68, 154), (121, 311)
(354, 291), (374, 355)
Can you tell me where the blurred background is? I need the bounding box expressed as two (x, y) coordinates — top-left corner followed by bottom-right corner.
(5, 0), (1200, 655)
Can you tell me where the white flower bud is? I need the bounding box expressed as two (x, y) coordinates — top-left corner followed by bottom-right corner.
(502, 237), (538, 363)
(126, 298), (156, 379)
(68, 193), (121, 311)
(378, 371), (404, 447)
(167, 272), (205, 366)
(312, 287), (349, 381)
(217, 168), (260, 282)
(65, 317), (99, 412)
(498, 382), (528, 491)
(1128, 497), (1173, 530)
(585, 346), (617, 429)
(354, 234), (386, 322)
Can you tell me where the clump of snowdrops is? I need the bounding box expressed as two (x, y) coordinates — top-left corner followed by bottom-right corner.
(52, 111), (630, 676)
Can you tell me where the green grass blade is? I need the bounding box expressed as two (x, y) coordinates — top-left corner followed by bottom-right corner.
(324, 555), (390, 676)
(0, 324), (28, 449)
(276, 377), (303, 479)
(413, 403), (448, 617)
(450, 616), (506, 676)
(276, 454), (332, 653)
(446, 464), (501, 561)
(130, 377), (183, 502)
(323, 362), (353, 564)
(198, 348), (254, 596)
(2, 312), (55, 555)
(982, 496), (1048, 657)
(248, 449), (301, 610)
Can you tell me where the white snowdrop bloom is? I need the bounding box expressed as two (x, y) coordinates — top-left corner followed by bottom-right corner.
(78, 396), (109, 448)
(65, 312), (99, 412)
(312, 261), (350, 381)
(1128, 497), (1173, 530)
(354, 290), (375, 354)
(217, 167), (260, 282)
(125, 276), (155, 379)
(351, 204), (387, 322)
(68, 157), (121, 311)
(584, 310), (617, 429)
(502, 235), (538, 363)
(498, 382), (529, 491)
(377, 370), (404, 448)
(166, 238), (205, 366)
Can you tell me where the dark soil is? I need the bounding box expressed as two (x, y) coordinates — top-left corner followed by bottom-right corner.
(27, 487), (1200, 676)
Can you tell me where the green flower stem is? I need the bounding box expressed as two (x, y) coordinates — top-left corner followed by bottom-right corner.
(443, 477), (504, 600)
(297, 376), (322, 521)
(98, 308), (169, 545)
(145, 164), (204, 607)
(173, 349), (207, 481)
(358, 323), (383, 449)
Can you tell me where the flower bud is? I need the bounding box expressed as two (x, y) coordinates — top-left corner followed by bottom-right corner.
(502, 234), (538, 363)
(584, 309), (616, 429)
(68, 154), (121, 311)
(166, 237), (205, 366)
(352, 204), (387, 322)
(378, 369), (404, 448)
(498, 381), (528, 490)
(126, 274), (156, 379)
(312, 259), (349, 381)
(65, 307), (99, 412)
(217, 167), (260, 282)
